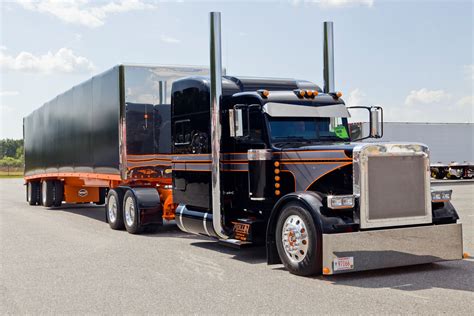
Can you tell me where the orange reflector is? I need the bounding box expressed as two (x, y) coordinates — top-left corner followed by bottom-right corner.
(274, 161), (280, 167)
(274, 176), (280, 181)
(463, 252), (470, 259)
(275, 190), (281, 196)
(274, 169), (280, 174)
(275, 183), (280, 188)
(336, 91), (343, 98)
(322, 267), (330, 275)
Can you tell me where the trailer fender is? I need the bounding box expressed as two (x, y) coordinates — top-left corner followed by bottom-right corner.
(266, 191), (325, 265)
(119, 186), (162, 225)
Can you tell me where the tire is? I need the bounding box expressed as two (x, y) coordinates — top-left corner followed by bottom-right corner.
(106, 189), (125, 230)
(53, 180), (64, 207)
(27, 181), (40, 205)
(123, 190), (144, 234)
(275, 202), (322, 276)
(41, 180), (54, 207)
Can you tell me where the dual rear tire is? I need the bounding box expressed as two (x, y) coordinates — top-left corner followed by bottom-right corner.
(27, 180), (63, 206)
(106, 189), (144, 234)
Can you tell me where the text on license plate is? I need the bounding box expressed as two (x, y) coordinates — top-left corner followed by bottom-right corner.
(333, 257), (354, 271)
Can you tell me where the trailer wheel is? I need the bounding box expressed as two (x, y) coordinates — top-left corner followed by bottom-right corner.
(106, 189), (124, 230)
(52, 180), (64, 207)
(123, 190), (144, 234)
(27, 181), (40, 205)
(41, 180), (54, 207)
(275, 202), (322, 276)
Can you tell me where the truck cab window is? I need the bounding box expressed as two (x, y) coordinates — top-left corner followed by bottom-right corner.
(174, 119), (191, 145)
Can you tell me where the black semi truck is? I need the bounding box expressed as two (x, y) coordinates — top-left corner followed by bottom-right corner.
(24, 12), (465, 276)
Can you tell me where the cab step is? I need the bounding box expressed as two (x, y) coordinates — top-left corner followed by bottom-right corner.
(218, 238), (253, 249)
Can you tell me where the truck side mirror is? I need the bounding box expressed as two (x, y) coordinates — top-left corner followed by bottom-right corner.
(347, 105), (383, 140)
(370, 106), (383, 138)
(229, 108), (244, 137)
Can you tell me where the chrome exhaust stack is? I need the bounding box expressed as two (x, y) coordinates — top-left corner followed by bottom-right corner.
(323, 21), (335, 93)
(209, 11), (228, 239)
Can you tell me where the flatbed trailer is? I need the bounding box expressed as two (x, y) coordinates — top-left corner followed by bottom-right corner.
(24, 12), (466, 276)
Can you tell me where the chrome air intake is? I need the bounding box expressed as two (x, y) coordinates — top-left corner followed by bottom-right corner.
(353, 143), (432, 229)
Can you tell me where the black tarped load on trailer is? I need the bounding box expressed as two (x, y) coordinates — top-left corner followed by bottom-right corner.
(24, 65), (209, 178)
(24, 66), (122, 177)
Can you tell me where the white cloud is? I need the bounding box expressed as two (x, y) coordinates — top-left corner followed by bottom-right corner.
(0, 91), (20, 96)
(405, 88), (451, 106)
(457, 95), (473, 107)
(0, 48), (95, 73)
(0, 46), (7, 51)
(15, 0), (157, 28)
(292, 0), (374, 7)
(160, 35), (181, 44)
(346, 88), (366, 106)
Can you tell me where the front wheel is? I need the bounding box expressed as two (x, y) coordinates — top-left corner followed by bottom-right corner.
(275, 202), (322, 276)
(123, 190), (144, 234)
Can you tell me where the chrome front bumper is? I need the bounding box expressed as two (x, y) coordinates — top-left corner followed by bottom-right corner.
(322, 223), (463, 275)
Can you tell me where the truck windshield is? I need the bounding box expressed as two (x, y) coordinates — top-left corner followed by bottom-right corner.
(267, 117), (349, 144)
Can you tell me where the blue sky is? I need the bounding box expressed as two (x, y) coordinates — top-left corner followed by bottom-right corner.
(1, 0), (472, 139)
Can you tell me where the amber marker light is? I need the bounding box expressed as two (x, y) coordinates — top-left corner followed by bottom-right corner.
(275, 183), (280, 188)
(464, 252), (470, 259)
(322, 267), (331, 275)
(313, 90), (319, 96)
(336, 91), (343, 98)
(274, 176), (280, 181)
(258, 89), (270, 98)
(274, 161), (280, 167)
(306, 90), (314, 98)
(274, 169), (280, 174)
(275, 190), (281, 196)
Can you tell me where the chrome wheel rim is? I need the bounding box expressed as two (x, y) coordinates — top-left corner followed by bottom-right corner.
(281, 214), (309, 263)
(124, 196), (135, 227)
(107, 194), (117, 223)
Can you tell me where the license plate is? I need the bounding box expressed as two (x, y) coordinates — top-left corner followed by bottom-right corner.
(333, 257), (354, 271)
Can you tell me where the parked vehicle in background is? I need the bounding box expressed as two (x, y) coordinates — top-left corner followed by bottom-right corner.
(350, 122), (474, 179)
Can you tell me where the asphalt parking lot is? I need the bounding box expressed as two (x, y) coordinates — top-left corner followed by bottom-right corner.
(1, 178), (473, 314)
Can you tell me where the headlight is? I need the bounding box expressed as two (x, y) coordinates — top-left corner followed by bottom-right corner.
(431, 190), (452, 202)
(327, 195), (355, 209)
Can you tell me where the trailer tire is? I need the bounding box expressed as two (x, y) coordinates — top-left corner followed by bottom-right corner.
(106, 189), (125, 230)
(27, 181), (40, 205)
(123, 190), (144, 234)
(53, 180), (64, 207)
(275, 202), (322, 276)
(41, 180), (54, 207)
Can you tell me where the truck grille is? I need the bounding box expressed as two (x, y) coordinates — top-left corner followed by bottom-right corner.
(354, 143), (432, 229)
(367, 155), (426, 220)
